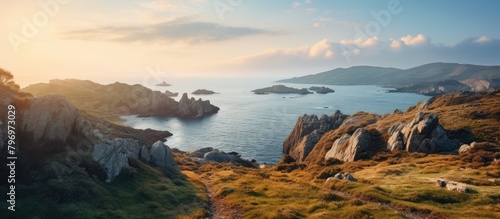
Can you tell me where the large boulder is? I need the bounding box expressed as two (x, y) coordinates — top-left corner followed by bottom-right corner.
(178, 93), (220, 119)
(387, 112), (459, 153)
(92, 138), (144, 181)
(283, 111), (347, 162)
(148, 141), (179, 171)
(20, 94), (79, 144)
(325, 128), (373, 162)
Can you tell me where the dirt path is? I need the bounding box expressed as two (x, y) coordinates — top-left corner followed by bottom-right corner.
(327, 189), (431, 219)
(202, 177), (243, 219)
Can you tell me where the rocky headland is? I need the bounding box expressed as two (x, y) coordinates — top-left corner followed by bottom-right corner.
(22, 79), (219, 120)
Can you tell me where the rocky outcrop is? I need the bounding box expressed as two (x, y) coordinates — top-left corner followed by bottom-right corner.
(22, 79), (219, 120)
(309, 86), (335, 94)
(192, 89), (217, 95)
(187, 147), (257, 168)
(90, 139), (179, 181)
(386, 112), (459, 153)
(252, 85), (313, 95)
(20, 95), (80, 144)
(178, 93), (220, 119)
(148, 141), (178, 171)
(326, 172), (357, 182)
(460, 79), (498, 92)
(92, 138), (144, 181)
(164, 90), (179, 97)
(283, 111), (347, 162)
(324, 128), (373, 162)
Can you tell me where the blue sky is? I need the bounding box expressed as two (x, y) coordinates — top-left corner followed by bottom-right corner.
(2, 0), (500, 85)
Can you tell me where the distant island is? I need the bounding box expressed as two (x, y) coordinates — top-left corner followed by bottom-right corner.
(309, 86), (335, 94)
(278, 62), (500, 95)
(164, 90), (179, 97)
(252, 85), (313, 95)
(155, 81), (172, 86)
(192, 89), (217, 95)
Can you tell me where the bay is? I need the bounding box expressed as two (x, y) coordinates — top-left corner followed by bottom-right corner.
(121, 77), (428, 164)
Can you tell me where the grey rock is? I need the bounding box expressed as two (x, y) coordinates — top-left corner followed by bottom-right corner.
(284, 111), (348, 162)
(149, 141), (179, 171)
(333, 173), (344, 179)
(446, 181), (470, 193)
(343, 173), (357, 182)
(186, 147), (256, 168)
(325, 128), (373, 162)
(92, 138), (144, 181)
(189, 147), (215, 158)
(459, 142), (476, 154)
(417, 97), (436, 110)
(387, 123), (406, 151)
(20, 94), (79, 144)
(140, 145), (151, 162)
(387, 113), (459, 153)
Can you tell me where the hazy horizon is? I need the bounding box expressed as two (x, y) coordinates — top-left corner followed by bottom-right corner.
(3, 0), (500, 86)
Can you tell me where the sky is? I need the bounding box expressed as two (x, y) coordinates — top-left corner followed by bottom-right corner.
(1, 0), (500, 86)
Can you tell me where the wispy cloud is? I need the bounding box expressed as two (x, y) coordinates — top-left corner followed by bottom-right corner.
(60, 18), (276, 44)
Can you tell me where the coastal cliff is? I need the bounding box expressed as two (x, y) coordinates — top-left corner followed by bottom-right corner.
(22, 79), (219, 120)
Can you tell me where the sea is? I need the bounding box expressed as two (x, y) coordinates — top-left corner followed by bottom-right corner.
(121, 77), (428, 164)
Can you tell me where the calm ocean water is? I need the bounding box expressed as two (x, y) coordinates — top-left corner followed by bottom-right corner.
(121, 77), (428, 164)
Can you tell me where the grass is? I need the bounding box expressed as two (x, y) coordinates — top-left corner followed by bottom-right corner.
(194, 164), (406, 219)
(0, 154), (206, 219)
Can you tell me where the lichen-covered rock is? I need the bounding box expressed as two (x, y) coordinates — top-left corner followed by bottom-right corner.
(284, 111), (347, 162)
(324, 128), (373, 162)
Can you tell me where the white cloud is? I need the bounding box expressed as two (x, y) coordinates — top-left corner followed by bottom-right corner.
(305, 0), (312, 3)
(390, 40), (401, 49)
(292, 2), (301, 8)
(226, 35), (500, 74)
(309, 39), (332, 57)
(340, 36), (379, 47)
(474, 36), (492, 43)
(400, 34), (428, 46)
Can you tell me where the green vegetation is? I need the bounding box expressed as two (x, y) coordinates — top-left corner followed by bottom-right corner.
(0, 155), (206, 219)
